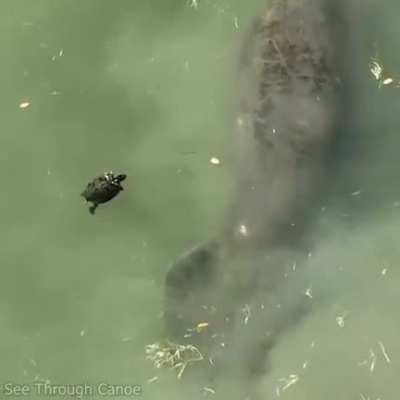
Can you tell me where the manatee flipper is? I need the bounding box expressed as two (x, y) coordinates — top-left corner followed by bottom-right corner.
(164, 240), (221, 339)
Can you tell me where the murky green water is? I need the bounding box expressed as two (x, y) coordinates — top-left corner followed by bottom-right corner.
(1, 1), (400, 399)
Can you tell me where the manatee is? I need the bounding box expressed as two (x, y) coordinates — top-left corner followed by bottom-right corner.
(164, 0), (352, 372)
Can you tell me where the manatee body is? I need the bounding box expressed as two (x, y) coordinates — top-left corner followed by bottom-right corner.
(164, 0), (351, 371)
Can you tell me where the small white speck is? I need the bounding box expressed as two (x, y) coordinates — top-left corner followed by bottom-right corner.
(210, 157), (221, 165)
(305, 286), (313, 299)
(19, 101), (30, 109)
(233, 17), (239, 30)
(80, 330), (85, 337)
(238, 224), (248, 237)
(336, 312), (349, 328)
(59, 49), (64, 57)
(188, 0), (198, 9)
(336, 316), (345, 327)
(351, 190), (362, 196)
(381, 268), (387, 275)
(383, 78), (393, 85)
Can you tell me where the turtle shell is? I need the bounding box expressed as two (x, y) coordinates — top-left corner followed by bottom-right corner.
(81, 172), (126, 213)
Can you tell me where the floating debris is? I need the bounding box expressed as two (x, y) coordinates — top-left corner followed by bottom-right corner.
(370, 60), (383, 81)
(203, 387), (216, 396)
(29, 359), (37, 367)
(335, 311), (349, 328)
(188, 0), (198, 10)
(359, 394), (382, 400)
(147, 376), (158, 384)
(351, 190), (362, 196)
(276, 374), (299, 396)
(358, 342), (391, 373)
(381, 268), (387, 276)
(196, 322), (209, 333)
(241, 304), (251, 325)
(369, 349), (377, 372)
(19, 101), (30, 109)
(369, 58), (399, 88)
(382, 77), (393, 85)
(377, 341), (391, 364)
(210, 157), (221, 165)
(80, 330), (85, 337)
(358, 348), (377, 372)
(237, 224), (248, 237)
(145, 341), (203, 379)
(305, 286), (313, 299)
(233, 17), (239, 30)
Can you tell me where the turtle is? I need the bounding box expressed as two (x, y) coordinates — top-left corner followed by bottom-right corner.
(81, 171), (127, 214)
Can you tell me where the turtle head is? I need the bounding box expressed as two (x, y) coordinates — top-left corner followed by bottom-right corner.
(114, 174), (127, 183)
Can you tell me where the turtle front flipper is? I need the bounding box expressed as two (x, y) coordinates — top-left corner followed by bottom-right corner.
(89, 203), (98, 215)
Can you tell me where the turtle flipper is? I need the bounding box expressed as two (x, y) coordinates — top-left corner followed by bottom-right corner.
(89, 204), (98, 215)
